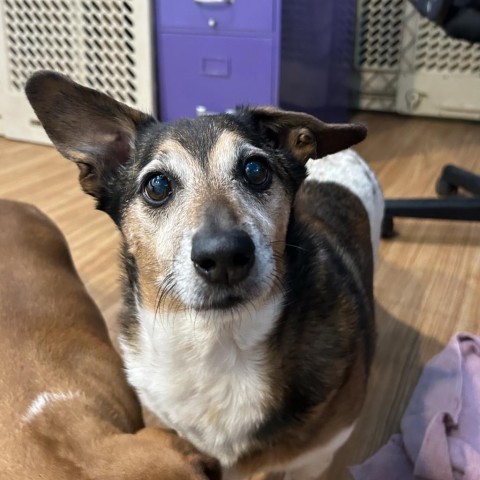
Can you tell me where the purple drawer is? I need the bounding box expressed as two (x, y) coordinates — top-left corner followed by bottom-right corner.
(158, 33), (277, 121)
(156, 0), (276, 35)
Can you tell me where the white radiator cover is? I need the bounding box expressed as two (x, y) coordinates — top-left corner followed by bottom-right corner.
(354, 0), (480, 120)
(354, 0), (405, 112)
(0, 0), (155, 144)
(0, 10), (6, 136)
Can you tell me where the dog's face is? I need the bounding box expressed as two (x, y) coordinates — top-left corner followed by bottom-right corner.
(26, 71), (366, 314)
(120, 119), (300, 312)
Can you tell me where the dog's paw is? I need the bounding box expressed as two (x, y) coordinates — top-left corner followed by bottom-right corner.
(96, 428), (222, 480)
(136, 428), (222, 480)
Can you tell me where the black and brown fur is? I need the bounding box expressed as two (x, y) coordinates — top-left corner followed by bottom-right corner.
(25, 71), (375, 478)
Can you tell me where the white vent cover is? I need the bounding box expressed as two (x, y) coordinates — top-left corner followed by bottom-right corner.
(354, 0), (480, 120)
(396, 3), (480, 120)
(414, 22), (480, 75)
(0, 0), (155, 144)
(353, 0), (406, 112)
(0, 12), (6, 136)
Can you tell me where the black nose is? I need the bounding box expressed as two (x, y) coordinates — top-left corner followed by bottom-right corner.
(191, 229), (255, 285)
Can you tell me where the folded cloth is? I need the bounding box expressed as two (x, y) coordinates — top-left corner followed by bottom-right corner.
(350, 333), (480, 480)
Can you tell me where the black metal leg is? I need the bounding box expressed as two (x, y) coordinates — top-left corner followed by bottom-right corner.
(381, 215), (396, 238)
(383, 165), (480, 239)
(437, 165), (480, 197)
(385, 198), (480, 222)
(436, 177), (458, 196)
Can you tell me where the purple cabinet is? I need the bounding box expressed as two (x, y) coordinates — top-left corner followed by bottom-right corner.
(157, 0), (276, 35)
(156, 0), (281, 122)
(159, 34), (276, 119)
(155, 0), (356, 123)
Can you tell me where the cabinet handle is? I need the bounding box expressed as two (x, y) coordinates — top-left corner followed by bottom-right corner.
(196, 106), (236, 117)
(194, 0), (234, 4)
(196, 106), (213, 116)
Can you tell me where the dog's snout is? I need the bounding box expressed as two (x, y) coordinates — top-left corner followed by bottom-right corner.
(191, 229), (255, 285)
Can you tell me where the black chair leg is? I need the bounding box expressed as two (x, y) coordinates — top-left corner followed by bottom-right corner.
(436, 165), (480, 197)
(382, 197), (480, 238)
(381, 215), (396, 238)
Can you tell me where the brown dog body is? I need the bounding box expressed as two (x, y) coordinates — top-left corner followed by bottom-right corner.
(0, 200), (220, 480)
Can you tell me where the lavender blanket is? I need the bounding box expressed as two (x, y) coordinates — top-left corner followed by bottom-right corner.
(351, 333), (480, 480)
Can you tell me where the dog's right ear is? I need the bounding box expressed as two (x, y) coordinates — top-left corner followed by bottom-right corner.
(246, 106), (367, 164)
(25, 71), (154, 198)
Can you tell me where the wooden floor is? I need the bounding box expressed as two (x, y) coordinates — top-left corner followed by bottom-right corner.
(1, 112), (479, 479)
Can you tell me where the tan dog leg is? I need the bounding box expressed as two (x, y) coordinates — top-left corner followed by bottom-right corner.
(0, 200), (220, 480)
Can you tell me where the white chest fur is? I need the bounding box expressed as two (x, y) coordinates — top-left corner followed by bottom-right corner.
(121, 296), (283, 467)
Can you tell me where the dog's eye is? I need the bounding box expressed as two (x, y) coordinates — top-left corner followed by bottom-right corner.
(243, 158), (271, 189)
(143, 174), (172, 205)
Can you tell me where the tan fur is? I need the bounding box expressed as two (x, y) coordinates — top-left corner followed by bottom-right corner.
(0, 200), (220, 480)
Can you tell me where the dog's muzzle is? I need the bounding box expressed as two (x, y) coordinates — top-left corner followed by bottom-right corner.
(191, 228), (255, 286)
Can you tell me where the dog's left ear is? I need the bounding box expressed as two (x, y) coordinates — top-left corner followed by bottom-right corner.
(25, 70), (154, 198)
(247, 106), (367, 164)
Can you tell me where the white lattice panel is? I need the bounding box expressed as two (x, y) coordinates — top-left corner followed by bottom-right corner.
(396, 3), (480, 120)
(353, 0), (406, 112)
(0, 4), (6, 135)
(414, 23), (480, 75)
(0, 0), (155, 144)
(354, 0), (480, 119)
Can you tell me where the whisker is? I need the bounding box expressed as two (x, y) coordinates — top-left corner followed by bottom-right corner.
(269, 240), (309, 253)
(153, 271), (182, 331)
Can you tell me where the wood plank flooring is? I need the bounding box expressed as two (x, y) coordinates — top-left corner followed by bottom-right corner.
(1, 112), (479, 479)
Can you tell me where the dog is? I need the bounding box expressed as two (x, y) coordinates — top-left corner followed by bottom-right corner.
(26, 71), (384, 479)
(0, 199), (221, 480)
